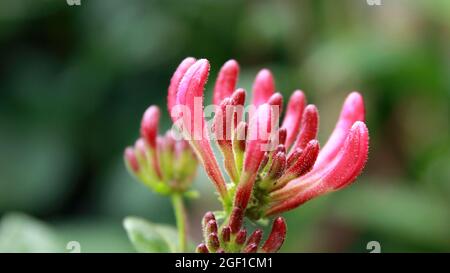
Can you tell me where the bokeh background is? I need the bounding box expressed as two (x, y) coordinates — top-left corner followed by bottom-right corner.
(0, 0), (449, 252)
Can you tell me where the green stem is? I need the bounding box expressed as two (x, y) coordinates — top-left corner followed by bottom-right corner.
(171, 193), (187, 252)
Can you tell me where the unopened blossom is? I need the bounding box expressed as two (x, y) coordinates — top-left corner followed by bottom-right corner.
(124, 105), (198, 195)
(168, 57), (369, 220)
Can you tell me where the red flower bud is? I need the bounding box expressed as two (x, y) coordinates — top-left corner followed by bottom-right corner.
(228, 207), (244, 234)
(196, 243), (209, 253)
(315, 92), (365, 168)
(292, 104), (318, 151)
(252, 69), (275, 106)
(213, 59), (239, 105)
(246, 229), (263, 247)
(266, 151), (287, 181)
(168, 57), (196, 118)
(221, 226), (231, 243)
(235, 229), (247, 245)
(140, 105), (160, 150)
(267, 122), (368, 215)
(281, 90), (306, 148)
(261, 217), (286, 253)
(271, 140), (319, 191)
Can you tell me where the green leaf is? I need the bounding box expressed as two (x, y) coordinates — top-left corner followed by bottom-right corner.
(0, 213), (63, 253)
(123, 216), (178, 253)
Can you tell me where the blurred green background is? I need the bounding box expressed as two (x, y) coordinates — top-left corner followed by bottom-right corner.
(0, 0), (449, 252)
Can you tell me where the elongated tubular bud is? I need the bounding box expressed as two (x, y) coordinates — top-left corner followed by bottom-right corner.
(175, 59), (228, 200)
(266, 151), (287, 181)
(267, 92), (283, 112)
(271, 140), (319, 191)
(221, 226), (231, 243)
(228, 207), (244, 234)
(261, 217), (286, 253)
(235, 229), (247, 245)
(281, 90), (306, 148)
(214, 98), (239, 182)
(286, 147), (302, 169)
(252, 69), (275, 106)
(243, 243), (258, 253)
(213, 60), (240, 105)
(168, 57), (196, 118)
(124, 147), (139, 173)
(291, 105), (319, 152)
(207, 233), (220, 252)
(230, 88), (246, 131)
(246, 229), (263, 247)
(141, 106), (160, 149)
(267, 122), (369, 216)
(315, 92), (365, 168)
(196, 243), (209, 253)
(235, 104), (272, 209)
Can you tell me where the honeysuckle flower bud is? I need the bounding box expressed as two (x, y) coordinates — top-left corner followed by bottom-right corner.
(252, 69), (275, 106)
(246, 229), (263, 246)
(281, 90), (305, 148)
(213, 59), (240, 105)
(196, 210), (287, 253)
(196, 243), (209, 253)
(171, 59), (229, 203)
(260, 217), (286, 253)
(124, 105), (198, 196)
(168, 57), (197, 116)
(235, 229), (247, 245)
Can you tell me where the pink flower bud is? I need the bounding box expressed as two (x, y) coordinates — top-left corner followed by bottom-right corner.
(252, 69), (275, 106)
(315, 92), (365, 168)
(266, 151), (287, 181)
(168, 57), (196, 118)
(175, 59), (229, 200)
(213, 59), (240, 105)
(124, 147), (139, 173)
(267, 92), (283, 110)
(246, 229), (263, 246)
(235, 103), (273, 209)
(140, 105), (160, 150)
(261, 217), (286, 253)
(292, 104), (318, 151)
(281, 90), (306, 148)
(267, 122), (368, 215)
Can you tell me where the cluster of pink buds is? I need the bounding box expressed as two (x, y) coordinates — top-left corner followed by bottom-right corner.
(196, 208), (286, 253)
(168, 57), (369, 224)
(124, 105), (198, 195)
